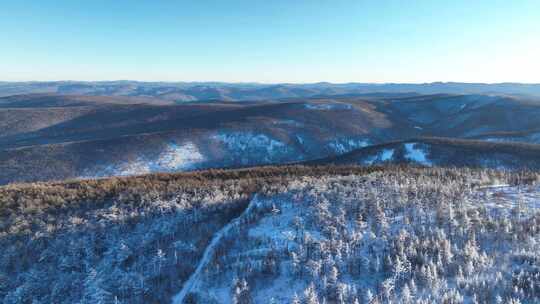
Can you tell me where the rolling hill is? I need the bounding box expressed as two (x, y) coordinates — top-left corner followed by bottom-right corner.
(311, 137), (540, 169)
(1, 92), (540, 184)
(0, 94), (396, 184)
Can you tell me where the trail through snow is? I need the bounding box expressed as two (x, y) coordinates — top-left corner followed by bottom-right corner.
(172, 195), (261, 304)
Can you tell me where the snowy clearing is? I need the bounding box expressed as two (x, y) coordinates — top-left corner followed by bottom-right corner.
(155, 142), (205, 171)
(329, 138), (370, 154)
(213, 132), (285, 154)
(212, 131), (298, 164)
(363, 148), (395, 165)
(404, 143), (432, 166)
(84, 141), (206, 177)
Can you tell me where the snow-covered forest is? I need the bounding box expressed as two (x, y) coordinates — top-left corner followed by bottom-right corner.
(1, 166), (539, 303)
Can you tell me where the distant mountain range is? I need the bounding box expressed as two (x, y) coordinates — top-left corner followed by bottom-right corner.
(2, 81), (540, 101)
(1, 91), (540, 184)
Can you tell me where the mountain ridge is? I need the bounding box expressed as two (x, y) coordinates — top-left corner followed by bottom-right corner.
(3, 81), (540, 101)
(2, 92), (540, 184)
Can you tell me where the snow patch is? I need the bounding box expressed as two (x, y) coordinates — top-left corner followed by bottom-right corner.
(110, 160), (151, 176)
(329, 138), (370, 154)
(304, 103), (352, 110)
(213, 132), (299, 164)
(214, 133), (285, 153)
(85, 141), (205, 177)
(404, 143), (432, 166)
(483, 137), (507, 143)
(155, 142), (205, 170)
(380, 148), (394, 161)
(363, 149), (395, 165)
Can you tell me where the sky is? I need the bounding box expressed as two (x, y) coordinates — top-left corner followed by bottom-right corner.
(1, 0), (539, 83)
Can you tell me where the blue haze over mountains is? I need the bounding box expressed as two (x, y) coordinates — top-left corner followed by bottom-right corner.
(2, 81), (540, 101)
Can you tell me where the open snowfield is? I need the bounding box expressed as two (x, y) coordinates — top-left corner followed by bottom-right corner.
(404, 143), (432, 166)
(83, 141), (206, 177)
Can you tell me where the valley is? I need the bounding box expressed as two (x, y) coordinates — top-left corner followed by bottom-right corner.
(1, 90), (540, 184)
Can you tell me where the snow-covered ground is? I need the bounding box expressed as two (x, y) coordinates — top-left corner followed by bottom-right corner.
(84, 141), (206, 177)
(304, 103), (353, 110)
(213, 132), (285, 154)
(9, 167), (539, 304)
(172, 194), (307, 303)
(171, 188), (340, 303)
(363, 148), (394, 165)
(155, 142), (205, 170)
(213, 131), (298, 164)
(404, 143), (432, 166)
(172, 195), (263, 304)
(472, 184), (540, 214)
(329, 138), (370, 154)
(169, 173), (540, 303)
(484, 137), (508, 143)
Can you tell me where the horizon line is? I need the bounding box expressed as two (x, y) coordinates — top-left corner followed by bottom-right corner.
(2, 80), (540, 85)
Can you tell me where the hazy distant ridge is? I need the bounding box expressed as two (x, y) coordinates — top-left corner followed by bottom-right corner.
(2, 81), (540, 101)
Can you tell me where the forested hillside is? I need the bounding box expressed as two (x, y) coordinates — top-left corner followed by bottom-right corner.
(311, 137), (540, 169)
(3, 92), (540, 184)
(1, 165), (539, 303)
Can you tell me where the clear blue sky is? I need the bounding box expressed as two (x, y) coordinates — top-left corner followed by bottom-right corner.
(1, 0), (539, 83)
